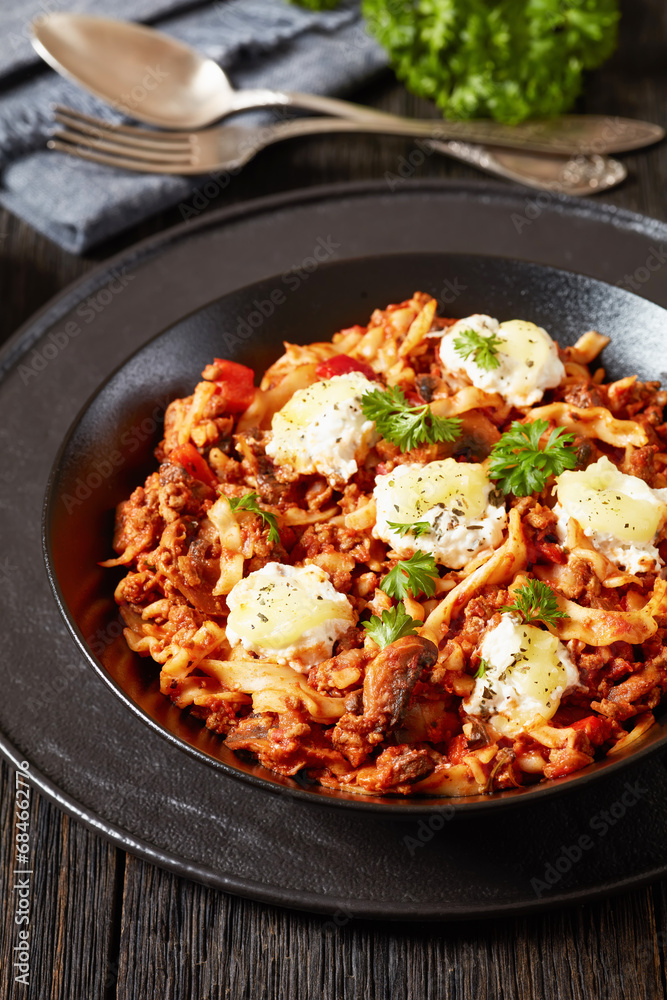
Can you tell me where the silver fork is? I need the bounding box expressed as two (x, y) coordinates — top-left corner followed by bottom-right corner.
(48, 106), (627, 195)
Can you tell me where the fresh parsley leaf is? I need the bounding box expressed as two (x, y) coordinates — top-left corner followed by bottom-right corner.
(360, 386), (462, 452)
(474, 658), (489, 680)
(380, 552), (439, 601)
(500, 580), (567, 628)
(488, 419), (576, 496)
(453, 328), (503, 371)
(387, 520), (432, 538)
(228, 492), (280, 544)
(362, 602), (422, 649)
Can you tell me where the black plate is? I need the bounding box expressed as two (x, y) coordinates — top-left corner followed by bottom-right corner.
(3, 180), (667, 918)
(43, 251), (667, 814)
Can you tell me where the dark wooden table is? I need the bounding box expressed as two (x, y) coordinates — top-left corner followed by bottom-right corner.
(2, 3), (667, 996)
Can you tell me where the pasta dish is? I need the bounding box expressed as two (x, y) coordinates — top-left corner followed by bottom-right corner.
(103, 293), (667, 796)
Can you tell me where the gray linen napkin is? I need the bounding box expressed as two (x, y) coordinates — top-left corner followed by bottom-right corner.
(0, 0), (387, 253)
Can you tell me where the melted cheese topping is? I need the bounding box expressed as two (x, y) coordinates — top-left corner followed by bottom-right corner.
(225, 562), (356, 672)
(463, 614), (579, 736)
(439, 315), (565, 408)
(265, 372), (378, 484)
(555, 456), (667, 573)
(373, 459), (507, 568)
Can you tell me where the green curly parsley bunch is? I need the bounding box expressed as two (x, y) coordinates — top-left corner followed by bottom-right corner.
(291, 0), (620, 124)
(365, 0), (620, 122)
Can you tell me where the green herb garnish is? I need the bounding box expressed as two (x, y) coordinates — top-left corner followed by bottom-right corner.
(360, 0), (620, 125)
(362, 602), (422, 649)
(361, 386), (462, 452)
(228, 493), (280, 544)
(380, 552), (439, 601)
(488, 419), (576, 496)
(387, 519), (432, 538)
(500, 580), (567, 628)
(453, 328), (503, 371)
(474, 658), (489, 680)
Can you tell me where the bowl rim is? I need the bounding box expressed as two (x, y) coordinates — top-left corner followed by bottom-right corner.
(42, 248), (667, 815)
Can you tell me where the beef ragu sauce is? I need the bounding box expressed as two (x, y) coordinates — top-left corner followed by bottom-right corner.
(103, 293), (667, 796)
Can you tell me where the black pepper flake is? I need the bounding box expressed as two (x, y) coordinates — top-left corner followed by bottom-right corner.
(257, 613), (268, 623)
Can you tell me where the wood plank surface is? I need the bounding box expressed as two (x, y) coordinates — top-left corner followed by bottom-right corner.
(2, 0), (667, 995)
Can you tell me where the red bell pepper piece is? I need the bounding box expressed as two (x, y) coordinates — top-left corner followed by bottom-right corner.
(570, 715), (615, 746)
(315, 354), (376, 381)
(212, 359), (255, 413)
(446, 733), (469, 765)
(168, 443), (217, 489)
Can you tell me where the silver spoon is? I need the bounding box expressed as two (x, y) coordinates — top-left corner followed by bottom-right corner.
(31, 13), (663, 153)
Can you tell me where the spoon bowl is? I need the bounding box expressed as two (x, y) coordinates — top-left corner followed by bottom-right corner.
(33, 13), (238, 129)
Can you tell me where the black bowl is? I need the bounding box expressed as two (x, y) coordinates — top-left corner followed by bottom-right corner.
(43, 252), (667, 814)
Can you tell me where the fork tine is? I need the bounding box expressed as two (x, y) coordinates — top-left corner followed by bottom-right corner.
(53, 111), (192, 152)
(53, 105), (193, 144)
(48, 139), (198, 175)
(50, 129), (195, 165)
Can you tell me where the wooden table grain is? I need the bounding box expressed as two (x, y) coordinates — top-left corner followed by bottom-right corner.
(2, 4), (667, 996)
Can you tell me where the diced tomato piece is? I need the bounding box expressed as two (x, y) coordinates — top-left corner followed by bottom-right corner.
(315, 354), (376, 381)
(446, 733), (469, 765)
(212, 359), (255, 413)
(534, 538), (568, 564)
(168, 443), (217, 489)
(570, 715), (615, 747)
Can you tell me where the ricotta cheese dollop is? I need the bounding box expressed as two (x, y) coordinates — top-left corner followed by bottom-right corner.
(554, 455), (667, 574)
(463, 613), (579, 737)
(439, 315), (565, 408)
(265, 371), (378, 484)
(225, 562), (356, 672)
(373, 459), (506, 569)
